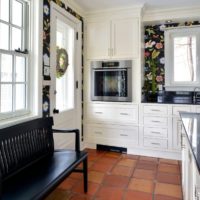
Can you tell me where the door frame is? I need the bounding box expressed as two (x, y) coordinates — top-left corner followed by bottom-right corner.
(50, 2), (82, 132)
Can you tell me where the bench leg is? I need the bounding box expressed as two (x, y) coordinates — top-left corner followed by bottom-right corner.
(83, 157), (88, 193)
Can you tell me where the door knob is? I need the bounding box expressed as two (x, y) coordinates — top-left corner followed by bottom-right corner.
(53, 108), (59, 114)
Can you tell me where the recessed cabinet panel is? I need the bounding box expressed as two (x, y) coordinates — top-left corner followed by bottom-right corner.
(86, 21), (110, 59)
(86, 17), (139, 59)
(112, 18), (138, 59)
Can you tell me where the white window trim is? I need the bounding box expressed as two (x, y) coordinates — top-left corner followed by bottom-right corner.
(165, 26), (200, 91)
(0, 0), (43, 128)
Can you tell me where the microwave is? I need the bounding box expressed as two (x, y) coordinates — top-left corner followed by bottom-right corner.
(91, 60), (132, 102)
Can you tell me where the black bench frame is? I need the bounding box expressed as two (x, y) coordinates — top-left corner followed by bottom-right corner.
(0, 117), (88, 200)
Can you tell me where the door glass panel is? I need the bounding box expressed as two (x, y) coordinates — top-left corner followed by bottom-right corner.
(174, 36), (196, 82)
(1, 54), (13, 82)
(16, 56), (26, 82)
(15, 84), (26, 110)
(12, 27), (22, 50)
(12, 0), (23, 27)
(1, 84), (12, 112)
(0, 0), (9, 22)
(0, 23), (9, 50)
(56, 19), (75, 112)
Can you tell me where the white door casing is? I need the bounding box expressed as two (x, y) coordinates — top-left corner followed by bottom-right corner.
(50, 2), (82, 149)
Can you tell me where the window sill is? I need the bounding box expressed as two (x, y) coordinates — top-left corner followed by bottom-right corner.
(0, 113), (42, 129)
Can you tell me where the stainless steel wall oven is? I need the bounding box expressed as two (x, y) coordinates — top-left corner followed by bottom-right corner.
(91, 60), (132, 102)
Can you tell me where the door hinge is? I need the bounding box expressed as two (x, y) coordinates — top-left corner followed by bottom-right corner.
(76, 81), (78, 89)
(76, 32), (78, 40)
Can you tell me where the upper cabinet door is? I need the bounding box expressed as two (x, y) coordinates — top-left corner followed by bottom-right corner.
(86, 20), (111, 60)
(112, 18), (139, 59)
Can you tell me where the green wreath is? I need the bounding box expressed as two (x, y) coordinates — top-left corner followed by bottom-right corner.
(56, 47), (69, 78)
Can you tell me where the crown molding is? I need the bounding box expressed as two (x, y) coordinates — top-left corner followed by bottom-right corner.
(85, 5), (144, 19)
(143, 6), (200, 22)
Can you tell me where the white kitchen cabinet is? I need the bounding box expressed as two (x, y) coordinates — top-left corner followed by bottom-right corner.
(85, 103), (138, 125)
(141, 104), (170, 151)
(182, 131), (200, 200)
(86, 20), (110, 60)
(172, 105), (192, 151)
(86, 17), (139, 60)
(85, 123), (139, 148)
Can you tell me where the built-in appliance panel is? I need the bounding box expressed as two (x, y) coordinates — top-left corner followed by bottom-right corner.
(91, 60), (132, 102)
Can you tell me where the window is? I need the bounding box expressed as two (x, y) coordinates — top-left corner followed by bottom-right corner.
(165, 27), (200, 91)
(0, 0), (42, 125)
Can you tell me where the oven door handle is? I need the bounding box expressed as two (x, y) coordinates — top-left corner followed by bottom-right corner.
(93, 69), (127, 72)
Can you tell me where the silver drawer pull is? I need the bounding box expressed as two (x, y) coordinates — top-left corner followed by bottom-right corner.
(120, 113), (129, 116)
(151, 109), (161, 112)
(151, 142), (160, 146)
(151, 131), (161, 134)
(120, 134), (128, 137)
(95, 112), (103, 114)
(151, 120), (161, 123)
(94, 132), (102, 135)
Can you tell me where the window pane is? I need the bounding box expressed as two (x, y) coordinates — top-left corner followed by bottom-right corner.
(12, 0), (22, 27)
(174, 36), (197, 82)
(0, 23), (9, 50)
(12, 27), (22, 50)
(1, 54), (13, 82)
(56, 19), (75, 111)
(16, 84), (26, 110)
(0, 0), (9, 22)
(1, 84), (12, 113)
(16, 56), (25, 82)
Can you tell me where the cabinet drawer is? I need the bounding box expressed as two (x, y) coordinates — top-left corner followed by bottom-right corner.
(115, 108), (138, 123)
(144, 116), (168, 126)
(172, 106), (191, 116)
(144, 138), (168, 149)
(86, 105), (138, 124)
(143, 105), (168, 115)
(144, 127), (168, 138)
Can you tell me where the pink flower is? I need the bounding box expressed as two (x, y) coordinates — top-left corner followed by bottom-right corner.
(155, 43), (163, 49)
(145, 52), (150, 57)
(145, 40), (156, 48)
(156, 76), (163, 82)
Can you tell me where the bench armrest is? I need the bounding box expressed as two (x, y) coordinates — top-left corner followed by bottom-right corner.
(52, 129), (80, 151)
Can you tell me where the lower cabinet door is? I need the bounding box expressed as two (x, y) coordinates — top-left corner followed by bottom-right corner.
(84, 124), (139, 147)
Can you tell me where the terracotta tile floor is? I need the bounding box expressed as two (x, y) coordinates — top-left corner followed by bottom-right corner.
(45, 149), (183, 200)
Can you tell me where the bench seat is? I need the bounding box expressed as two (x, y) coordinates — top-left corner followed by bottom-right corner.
(2, 150), (87, 200)
(0, 117), (88, 200)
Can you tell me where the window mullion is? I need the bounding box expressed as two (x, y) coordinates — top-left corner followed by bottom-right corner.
(12, 54), (15, 112)
(0, 53), (1, 112)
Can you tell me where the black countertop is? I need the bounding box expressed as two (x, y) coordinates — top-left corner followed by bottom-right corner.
(180, 112), (200, 173)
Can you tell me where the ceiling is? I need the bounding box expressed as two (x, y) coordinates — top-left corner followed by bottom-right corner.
(73, 0), (200, 12)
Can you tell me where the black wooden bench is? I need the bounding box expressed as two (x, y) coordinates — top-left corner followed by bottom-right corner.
(0, 117), (88, 200)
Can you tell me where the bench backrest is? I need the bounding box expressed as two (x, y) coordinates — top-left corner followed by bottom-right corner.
(0, 117), (54, 180)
